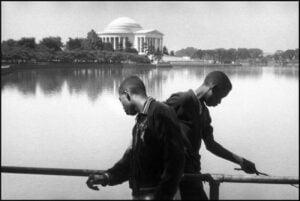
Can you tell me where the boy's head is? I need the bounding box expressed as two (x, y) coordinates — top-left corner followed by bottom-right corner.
(118, 75), (147, 115)
(202, 71), (232, 106)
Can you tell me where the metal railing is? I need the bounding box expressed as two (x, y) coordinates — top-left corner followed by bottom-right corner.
(2, 166), (299, 200)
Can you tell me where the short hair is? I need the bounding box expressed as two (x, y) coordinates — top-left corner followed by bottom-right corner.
(204, 71), (232, 92)
(119, 75), (147, 96)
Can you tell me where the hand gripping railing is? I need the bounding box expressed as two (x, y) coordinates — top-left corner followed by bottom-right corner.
(1, 166), (299, 200)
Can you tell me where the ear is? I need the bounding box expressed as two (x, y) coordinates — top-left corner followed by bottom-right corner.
(211, 85), (220, 94)
(123, 91), (131, 101)
(126, 93), (131, 101)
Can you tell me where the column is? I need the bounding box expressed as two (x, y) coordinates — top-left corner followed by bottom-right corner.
(123, 37), (126, 50)
(115, 37), (118, 50)
(120, 37), (123, 50)
(151, 38), (153, 48)
(141, 37), (144, 52)
(116, 37), (119, 50)
(114, 37), (118, 50)
(159, 38), (161, 50)
(152, 38), (154, 49)
(152, 38), (154, 50)
(138, 37), (140, 52)
(146, 37), (148, 52)
(140, 37), (143, 53)
(111, 37), (114, 49)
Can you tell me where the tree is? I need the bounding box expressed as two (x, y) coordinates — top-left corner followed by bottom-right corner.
(83, 29), (103, 50)
(274, 50), (284, 62)
(237, 48), (250, 60)
(154, 48), (163, 61)
(215, 48), (226, 63)
(146, 44), (155, 56)
(163, 46), (169, 55)
(2, 39), (18, 47)
(295, 48), (299, 60)
(126, 40), (133, 49)
(192, 49), (204, 59)
(125, 41), (138, 53)
(102, 42), (114, 52)
(40, 37), (63, 51)
(170, 50), (175, 56)
(35, 44), (54, 61)
(248, 48), (263, 59)
(283, 49), (296, 60)
(203, 49), (216, 61)
(17, 37), (36, 49)
(225, 48), (237, 62)
(175, 47), (198, 57)
(66, 38), (84, 50)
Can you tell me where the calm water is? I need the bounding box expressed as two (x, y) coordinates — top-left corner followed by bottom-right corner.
(1, 65), (299, 199)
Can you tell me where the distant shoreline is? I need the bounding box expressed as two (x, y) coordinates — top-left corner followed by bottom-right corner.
(171, 62), (242, 67)
(2, 62), (298, 76)
(1, 62), (155, 70)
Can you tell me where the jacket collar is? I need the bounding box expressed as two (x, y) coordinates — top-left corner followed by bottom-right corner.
(141, 96), (155, 115)
(136, 97), (155, 122)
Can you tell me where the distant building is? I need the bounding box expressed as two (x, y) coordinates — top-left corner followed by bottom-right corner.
(162, 55), (192, 61)
(98, 17), (164, 55)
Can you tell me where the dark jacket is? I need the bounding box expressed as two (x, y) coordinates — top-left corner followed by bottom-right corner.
(165, 89), (213, 172)
(106, 98), (185, 199)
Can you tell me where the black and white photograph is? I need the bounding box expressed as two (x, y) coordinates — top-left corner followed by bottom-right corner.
(1, 1), (299, 200)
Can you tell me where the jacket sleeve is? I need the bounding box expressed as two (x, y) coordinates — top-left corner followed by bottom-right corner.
(106, 146), (131, 185)
(164, 91), (187, 109)
(201, 105), (214, 140)
(153, 109), (185, 200)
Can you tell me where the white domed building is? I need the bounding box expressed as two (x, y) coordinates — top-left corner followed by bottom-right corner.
(98, 17), (164, 55)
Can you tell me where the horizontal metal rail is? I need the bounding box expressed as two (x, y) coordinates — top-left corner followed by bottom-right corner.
(183, 173), (299, 184)
(1, 166), (104, 177)
(2, 166), (299, 200)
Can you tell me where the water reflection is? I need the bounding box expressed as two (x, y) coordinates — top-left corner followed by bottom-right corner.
(1, 65), (298, 200)
(1, 66), (298, 102)
(171, 66), (264, 79)
(272, 66), (299, 79)
(1, 66), (168, 101)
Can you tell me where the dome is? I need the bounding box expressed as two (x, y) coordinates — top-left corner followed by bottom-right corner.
(103, 17), (142, 33)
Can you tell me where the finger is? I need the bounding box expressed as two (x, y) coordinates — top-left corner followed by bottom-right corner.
(87, 183), (99, 191)
(86, 178), (94, 185)
(90, 185), (99, 191)
(257, 171), (269, 176)
(86, 181), (93, 189)
(86, 180), (98, 191)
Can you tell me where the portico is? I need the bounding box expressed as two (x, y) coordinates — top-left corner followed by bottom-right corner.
(98, 17), (164, 54)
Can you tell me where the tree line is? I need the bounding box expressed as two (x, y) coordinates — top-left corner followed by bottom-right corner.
(175, 47), (299, 64)
(1, 30), (151, 64)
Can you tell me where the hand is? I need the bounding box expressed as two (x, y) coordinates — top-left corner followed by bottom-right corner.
(240, 158), (258, 175)
(86, 173), (108, 191)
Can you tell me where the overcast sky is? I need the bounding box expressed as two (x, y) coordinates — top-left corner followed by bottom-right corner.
(1, 1), (299, 53)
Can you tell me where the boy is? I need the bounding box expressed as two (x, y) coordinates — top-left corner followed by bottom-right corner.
(165, 71), (258, 200)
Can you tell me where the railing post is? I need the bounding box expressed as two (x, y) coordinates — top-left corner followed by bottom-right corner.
(209, 180), (220, 200)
